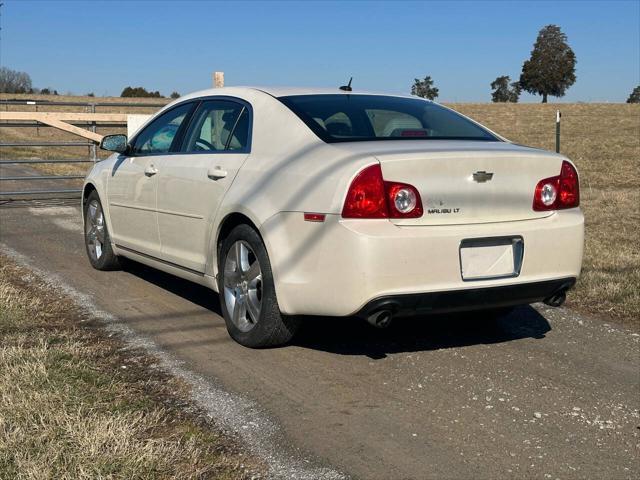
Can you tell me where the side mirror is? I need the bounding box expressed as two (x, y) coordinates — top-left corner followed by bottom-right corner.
(100, 134), (128, 153)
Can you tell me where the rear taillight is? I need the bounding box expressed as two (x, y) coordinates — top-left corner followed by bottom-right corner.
(558, 161), (580, 207)
(342, 164), (423, 218)
(533, 160), (580, 211)
(342, 164), (388, 218)
(385, 182), (423, 218)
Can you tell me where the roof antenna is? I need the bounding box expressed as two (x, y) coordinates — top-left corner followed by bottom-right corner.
(339, 77), (353, 92)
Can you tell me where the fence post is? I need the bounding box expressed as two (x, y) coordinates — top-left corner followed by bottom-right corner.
(90, 103), (97, 162)
(555, 110), (561, 153)
(213, 71), (224, 88)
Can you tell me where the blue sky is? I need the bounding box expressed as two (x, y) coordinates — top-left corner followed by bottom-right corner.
(2, 0), (639, 102)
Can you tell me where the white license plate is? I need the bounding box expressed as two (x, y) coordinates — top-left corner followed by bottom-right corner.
(460, 238), (522, 280)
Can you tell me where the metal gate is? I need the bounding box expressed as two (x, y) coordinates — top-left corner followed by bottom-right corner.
(0, 100), (165, 198)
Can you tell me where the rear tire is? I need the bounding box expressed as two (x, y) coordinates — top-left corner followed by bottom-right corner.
(218, 224), (299, 348)
(83, 191), (120, 271)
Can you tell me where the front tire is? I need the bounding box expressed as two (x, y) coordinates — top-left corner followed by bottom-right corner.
(83, 191), (120, 271)
(219, 224), (298, 348)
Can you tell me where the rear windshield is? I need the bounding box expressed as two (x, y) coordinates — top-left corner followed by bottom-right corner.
(279, 94), (499, 143)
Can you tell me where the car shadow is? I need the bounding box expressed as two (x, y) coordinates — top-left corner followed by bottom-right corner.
(121, 259), (221, 313)
(293, 307), (551, 359)
(121, 259), (551, 359)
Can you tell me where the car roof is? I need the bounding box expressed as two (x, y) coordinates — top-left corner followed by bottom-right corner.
(183, 86), (419, 100)
(251, 86), (418, 98)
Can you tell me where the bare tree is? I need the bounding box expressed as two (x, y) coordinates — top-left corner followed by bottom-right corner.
(0, 67), (33, 93)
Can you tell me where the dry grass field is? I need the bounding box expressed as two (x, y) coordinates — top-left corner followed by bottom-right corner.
(0, 257), (262, 479)
(1, 94), (639, 328)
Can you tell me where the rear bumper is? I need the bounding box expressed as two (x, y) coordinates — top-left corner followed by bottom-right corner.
(356, 277), (576, 318)
(261, 209), (584, 317)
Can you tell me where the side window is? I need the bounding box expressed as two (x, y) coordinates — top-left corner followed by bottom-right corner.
(131, 102), (194, 155)
(182, 100), (250, 153)
(227, 108), (249, 151)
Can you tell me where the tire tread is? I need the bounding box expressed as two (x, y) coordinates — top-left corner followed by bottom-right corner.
(219, 224), (298, 348)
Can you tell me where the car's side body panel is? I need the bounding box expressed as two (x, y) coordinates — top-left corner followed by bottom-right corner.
(156, 152), (249, 273)
(106, 154), (162, 256)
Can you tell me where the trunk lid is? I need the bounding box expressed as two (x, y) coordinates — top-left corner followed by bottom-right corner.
(337, 140), (566, 225)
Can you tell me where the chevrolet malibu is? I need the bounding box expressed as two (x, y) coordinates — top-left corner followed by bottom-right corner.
(83, 87), (584, 347)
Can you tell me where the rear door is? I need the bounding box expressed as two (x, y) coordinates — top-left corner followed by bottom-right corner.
(107, 101), (195, 256)
(155, 98), (251, 273)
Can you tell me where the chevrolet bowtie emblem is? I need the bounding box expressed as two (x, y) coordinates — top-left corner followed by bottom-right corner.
(473, 171), (494, 183)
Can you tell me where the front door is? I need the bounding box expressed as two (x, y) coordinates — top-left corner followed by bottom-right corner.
(107, 101), (195, 257)
(155, 99), (251, 273)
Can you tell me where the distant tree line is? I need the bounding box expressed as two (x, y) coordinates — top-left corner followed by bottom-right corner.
(409, 24), (633, 104)
(120, 86), (163, 98)
(118, 87), (180, 98)
(3, 37), (637, 104)
(0, 69), (180, 98)
(0, 68), (60, 95)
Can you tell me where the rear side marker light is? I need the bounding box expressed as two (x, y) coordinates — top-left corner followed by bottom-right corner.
(304, 213), (326, 222)
(342, 164), (423, 219)
(533, 160), (580, 211)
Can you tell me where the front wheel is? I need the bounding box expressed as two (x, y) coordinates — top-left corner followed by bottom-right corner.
(83, 191), (120, 271)
(218, 224), (299, 348)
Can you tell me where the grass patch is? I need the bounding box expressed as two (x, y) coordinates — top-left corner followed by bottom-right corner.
(0, 257), (262, 479)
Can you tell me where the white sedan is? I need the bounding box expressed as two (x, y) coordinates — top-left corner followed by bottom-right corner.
(83, 87), (583, 347)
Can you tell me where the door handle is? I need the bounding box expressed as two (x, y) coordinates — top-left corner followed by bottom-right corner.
(207, 166), (228, 180)
(144, 164), (158, 177)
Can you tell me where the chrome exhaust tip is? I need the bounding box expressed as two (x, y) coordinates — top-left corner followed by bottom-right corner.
(366, 309), (393, 328)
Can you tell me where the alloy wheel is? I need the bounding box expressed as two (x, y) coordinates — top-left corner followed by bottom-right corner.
(223, 240), (263, 332)
(85, 199), (105, 261)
